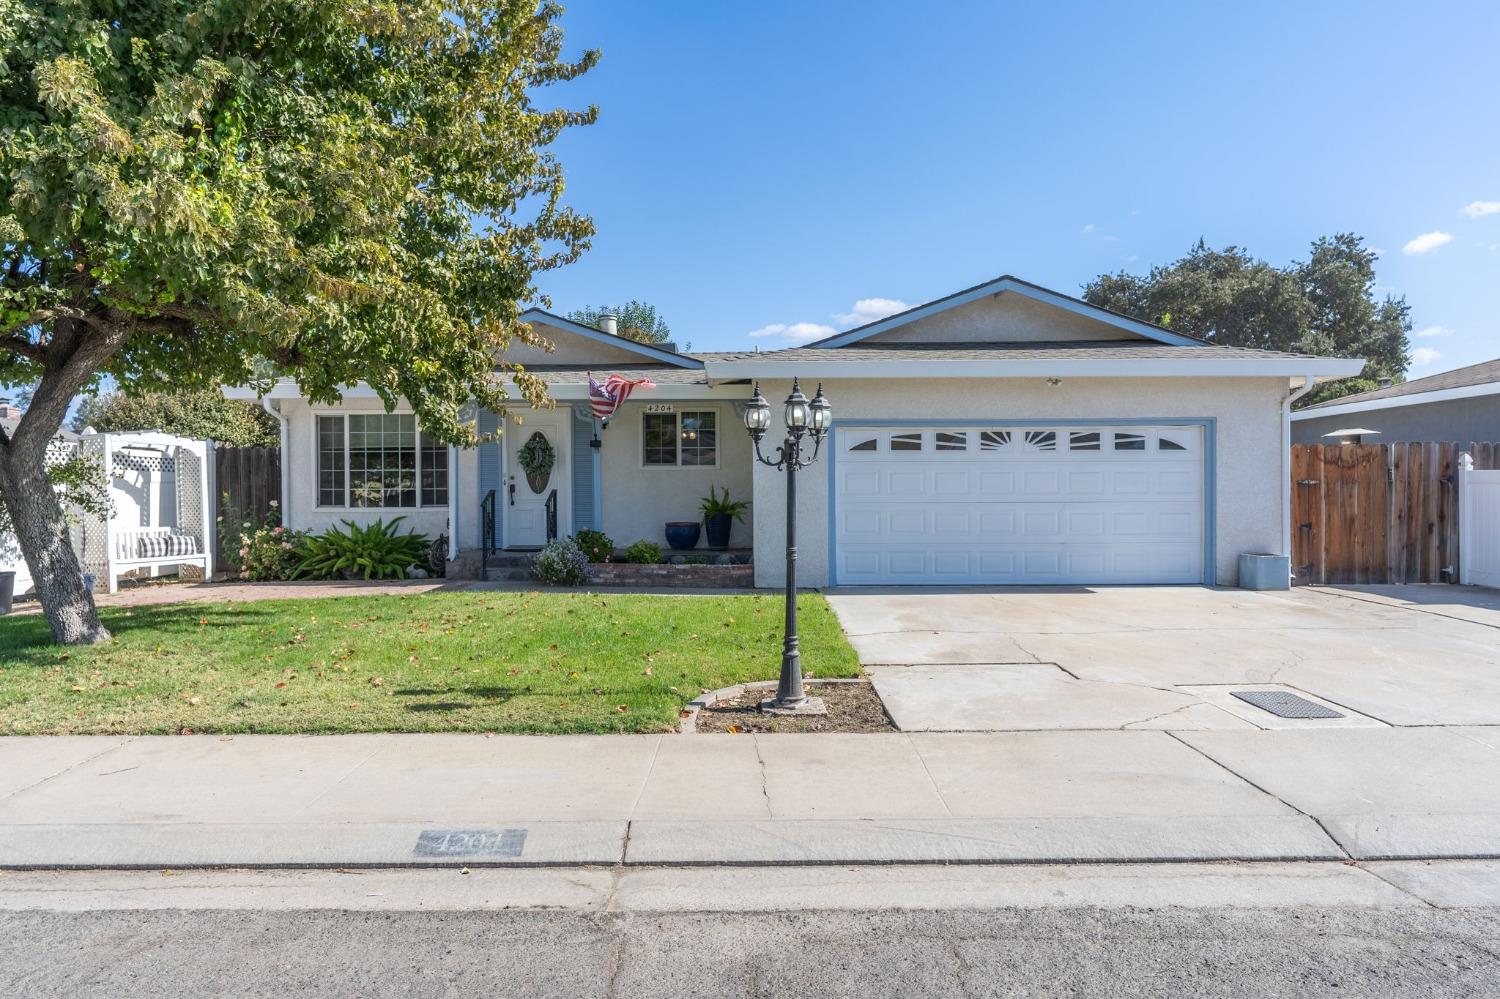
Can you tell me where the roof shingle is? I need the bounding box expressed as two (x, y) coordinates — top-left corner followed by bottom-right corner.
(1300, 357), (1500, 410)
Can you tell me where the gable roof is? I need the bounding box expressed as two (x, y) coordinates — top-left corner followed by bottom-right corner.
(805, 275), (1206, 349)
(1296, 357), (1500, 415)
(519, 308), (702, 368)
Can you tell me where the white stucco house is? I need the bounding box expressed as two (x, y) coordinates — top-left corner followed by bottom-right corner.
(225, 275), (1363, 588)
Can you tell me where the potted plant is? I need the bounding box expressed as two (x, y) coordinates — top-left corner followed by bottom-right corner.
(664, 521), (701, 551)
(699, 485), (749, 550)
(517, 432), (555, 493)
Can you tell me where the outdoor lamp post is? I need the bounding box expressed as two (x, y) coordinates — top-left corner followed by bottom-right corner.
(744, 378), (832, 714)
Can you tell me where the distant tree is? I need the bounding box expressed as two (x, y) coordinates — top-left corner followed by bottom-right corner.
(71, 390), (279, 447)
(1, 2), (597, 644)
(567, 301), (672, 344)
(1084, 235), (1410, 406)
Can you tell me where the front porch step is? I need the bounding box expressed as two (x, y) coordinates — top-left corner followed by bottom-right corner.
(483, 567), (535, 582)
(484, 553), (538, 569)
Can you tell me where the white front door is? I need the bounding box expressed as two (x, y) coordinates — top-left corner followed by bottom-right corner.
(505, 411), (569, 548)
(833, 424), (1206, 585)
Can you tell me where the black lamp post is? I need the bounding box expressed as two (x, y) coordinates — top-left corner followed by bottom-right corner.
(744, 378), (832, 714)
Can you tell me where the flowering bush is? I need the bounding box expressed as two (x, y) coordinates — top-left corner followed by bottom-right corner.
(573, 528), (613, 563)
(532, 536), (588, 585)
(220, 497), (304, 581)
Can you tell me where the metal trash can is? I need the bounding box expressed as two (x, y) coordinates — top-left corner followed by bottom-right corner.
(0, 570), (15, 614)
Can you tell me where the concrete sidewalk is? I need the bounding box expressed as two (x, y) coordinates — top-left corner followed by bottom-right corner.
(4, 728), (1499, 868)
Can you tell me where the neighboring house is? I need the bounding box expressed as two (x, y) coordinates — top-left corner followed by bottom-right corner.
(1292, 358), (1500, 445)
(225, 275), (1361, 588)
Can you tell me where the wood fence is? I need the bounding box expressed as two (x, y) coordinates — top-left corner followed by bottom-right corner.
(213, 446), (281, 568)
(1291, 442), (1500, 585)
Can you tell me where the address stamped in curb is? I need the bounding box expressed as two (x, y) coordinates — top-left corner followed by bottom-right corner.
(413, 828), (527, 858)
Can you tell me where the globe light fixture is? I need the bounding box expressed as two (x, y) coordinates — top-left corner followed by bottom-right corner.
(784, 378), (811, 430)
(743, 383), (772, 442)
(809, 383), (832, 435)
(745, 377), (833, 715)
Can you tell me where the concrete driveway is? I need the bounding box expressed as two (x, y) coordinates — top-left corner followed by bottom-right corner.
(826, 584), (1500, 732)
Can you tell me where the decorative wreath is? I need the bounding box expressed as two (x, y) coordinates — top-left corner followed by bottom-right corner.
(517, 432), (555, 478)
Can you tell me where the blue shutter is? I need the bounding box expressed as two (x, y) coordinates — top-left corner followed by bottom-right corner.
(571, 407), (594, 534)
(477, 408), (502, 549)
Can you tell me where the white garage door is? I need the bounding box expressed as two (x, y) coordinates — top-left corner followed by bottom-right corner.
(833, 424), (1205, 585)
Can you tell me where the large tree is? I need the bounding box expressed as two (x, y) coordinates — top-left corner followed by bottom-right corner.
(567, 300), (672, 344)
(1084, 234), (1410, 405)
(72, 389), (280, 446)
(0, 1), (597, 644)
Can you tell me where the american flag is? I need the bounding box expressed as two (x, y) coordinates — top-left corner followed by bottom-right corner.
(588, 373), (656, 420)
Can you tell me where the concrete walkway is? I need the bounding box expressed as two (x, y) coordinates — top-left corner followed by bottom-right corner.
(4, 727), (1499, 867)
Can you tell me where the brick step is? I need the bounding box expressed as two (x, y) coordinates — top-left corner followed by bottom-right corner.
(483, 568), (535, 582)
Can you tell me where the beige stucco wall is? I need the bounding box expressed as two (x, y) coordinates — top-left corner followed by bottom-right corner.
(277, 397), (475, 544)
(866, 292), (1134, 344)
(595, 400), (755, 550)
(750, 376), (1289, 588)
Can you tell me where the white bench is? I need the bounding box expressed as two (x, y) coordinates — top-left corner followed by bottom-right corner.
(105, 528), (210, 593)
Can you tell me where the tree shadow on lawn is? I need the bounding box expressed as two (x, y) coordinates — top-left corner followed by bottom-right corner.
(393, 684), (525, 713)
(0, 603), (287, 668)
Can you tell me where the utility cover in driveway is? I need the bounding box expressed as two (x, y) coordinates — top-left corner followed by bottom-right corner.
(1232, 690), (1344, 719)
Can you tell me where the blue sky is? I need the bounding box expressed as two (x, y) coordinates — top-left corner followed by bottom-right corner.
(538, 0), (1500, 374)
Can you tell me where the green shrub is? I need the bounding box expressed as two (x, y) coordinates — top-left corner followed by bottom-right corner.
(624, 539), (661, 564)
(221, 499), (305, 581)
(573, 528), (614, 563)
(532, 537), (588, 585)
(292, 518), (429, 580)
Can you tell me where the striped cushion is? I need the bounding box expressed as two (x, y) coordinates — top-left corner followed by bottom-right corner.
(134, 533), (199, 559)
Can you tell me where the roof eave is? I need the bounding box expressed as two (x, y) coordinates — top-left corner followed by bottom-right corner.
(518, 308), (702, 369)
(805, 275), (1204, 349)
(703, 356), (1367, 380)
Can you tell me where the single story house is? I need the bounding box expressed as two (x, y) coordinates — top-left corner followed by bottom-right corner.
(227, 275), (1363, 588)
(1292, 357), (1500, 445)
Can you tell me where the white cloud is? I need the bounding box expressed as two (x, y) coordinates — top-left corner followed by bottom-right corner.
(1414, 325), (1453, 338)
(1080, 223), (1096, 234)
(1411, 346), (1444, 366)
(833, 298), (909, 326)
(1463, 200), (1500, 218)
(1402, 231), (1454, 255)
(746, 321), (835, 343)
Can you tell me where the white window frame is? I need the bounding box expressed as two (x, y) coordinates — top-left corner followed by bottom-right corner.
(312, 410), (449, 510)
(640, 406), (721, 469)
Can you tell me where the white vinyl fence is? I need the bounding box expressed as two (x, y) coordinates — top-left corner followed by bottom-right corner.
(1459, 452), (1500, 589)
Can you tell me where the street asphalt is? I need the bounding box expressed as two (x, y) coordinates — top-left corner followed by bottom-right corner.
(6, 907), (1500, 998)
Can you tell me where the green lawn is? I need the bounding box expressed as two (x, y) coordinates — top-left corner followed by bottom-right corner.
(0, 591), (861, 735)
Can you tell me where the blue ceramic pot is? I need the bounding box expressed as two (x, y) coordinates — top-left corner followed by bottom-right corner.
(664, 521), (701, 551)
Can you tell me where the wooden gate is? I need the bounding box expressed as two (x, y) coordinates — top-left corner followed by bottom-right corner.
(213, 446), (281, 569)
(1291, 442), (1500, 584)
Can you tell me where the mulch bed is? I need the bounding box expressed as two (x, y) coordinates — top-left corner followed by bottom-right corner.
(691, 680), (897, 734)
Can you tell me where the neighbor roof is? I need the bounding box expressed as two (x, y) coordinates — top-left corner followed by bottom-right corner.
(804, 274), (1208, 349)
(1299, 357), (1500, 411)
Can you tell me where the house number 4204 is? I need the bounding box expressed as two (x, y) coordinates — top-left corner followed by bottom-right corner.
(644, 403), (675, 413)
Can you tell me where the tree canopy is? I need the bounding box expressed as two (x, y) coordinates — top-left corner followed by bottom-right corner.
(1083, 235), (1410, 405)
(72, 389), (279, 446)
(0, 1), (598, 643)
(567, 300), (672, 344)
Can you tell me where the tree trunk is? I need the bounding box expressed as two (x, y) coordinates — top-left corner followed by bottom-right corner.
(0, 314), (128, 645)
(0, 448), (110, 644)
